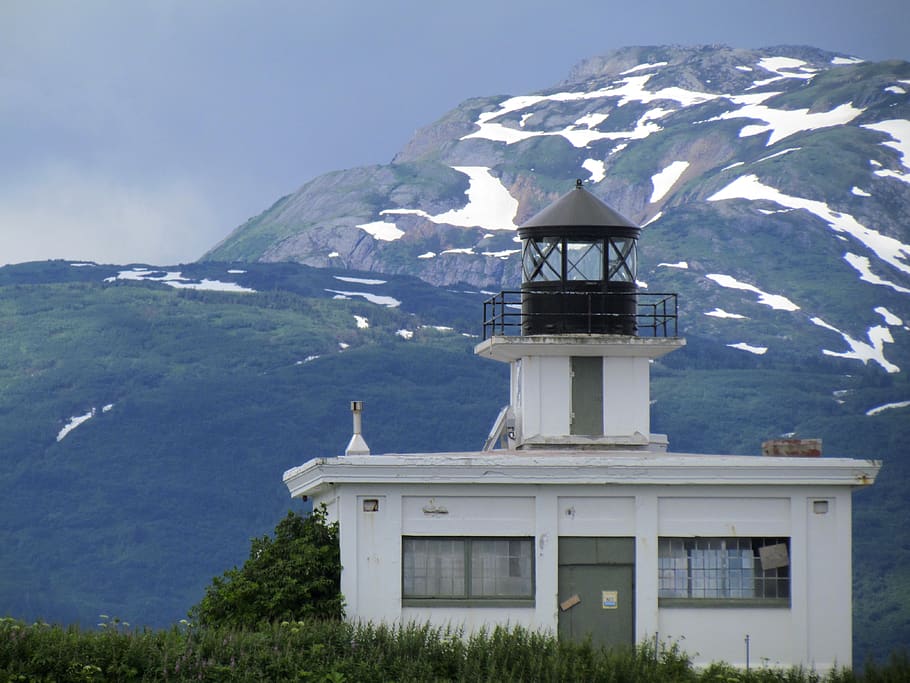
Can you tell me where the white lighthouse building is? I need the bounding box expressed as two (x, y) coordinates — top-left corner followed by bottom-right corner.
(283, 181), (879, 669)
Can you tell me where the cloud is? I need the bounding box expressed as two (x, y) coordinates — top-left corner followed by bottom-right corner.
(0, 163), (222, 266)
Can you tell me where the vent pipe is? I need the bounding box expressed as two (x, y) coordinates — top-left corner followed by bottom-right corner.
(345, 400), (371, 455)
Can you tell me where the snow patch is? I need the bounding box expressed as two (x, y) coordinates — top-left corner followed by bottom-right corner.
(863, 120), (910, 185)
(481, 249), (520, 259)
(754, 147), (801, 164)
(356, 220), (404, 241)
(582, 158), (606, 183)
(417, 252), (436, 259)
(708, 175), (910, 278)
(328, 252), (340, 258)
(875, 306), (903, 326)
(851, 186), (871, 197)
(461, 74), (714, 148)
(334, 276), (386, 286)
(706, 273), (800, 311)
(727, 342), (768, 355)
(885, 85), (907, 95)
(576, 113), (609, 128)
(104, 269), (256, 293)
(354, 315), (369, 329)
(338, 342), (350, 350)
(658, 261), (689, 269)
(396, 329), (414, 340)
(705, 308), (747, 319)
(57, 408), (96, 442)
(641, 211), (662, 227)
(650, 161), (689, 203)
(620, 61), (669, 75)
(383, 166), (519, 230)
(706, 101), (864, 146)
(324, 289), (401, 308)
(810, 317), (899, 373)
(866, 400), (910, 416)
(749, 57), (818, 88)
(831, 56), (864, 65)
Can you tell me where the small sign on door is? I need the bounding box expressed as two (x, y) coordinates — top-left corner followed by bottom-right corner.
(602, 590), (618, 609)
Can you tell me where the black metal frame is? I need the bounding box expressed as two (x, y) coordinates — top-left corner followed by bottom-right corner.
(482, 289), (679, 339)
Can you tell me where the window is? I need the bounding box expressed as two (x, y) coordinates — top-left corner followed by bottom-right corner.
(522, 239), (562, 282)
(658, 537), (790, 605)
(607, 237), (637, 282)
(402, 537), (534, 605)
(566, 241), (603, 280)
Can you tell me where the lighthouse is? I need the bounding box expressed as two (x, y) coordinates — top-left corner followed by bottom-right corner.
(476, 180), (684, 452)
(283, 180), (879, 669)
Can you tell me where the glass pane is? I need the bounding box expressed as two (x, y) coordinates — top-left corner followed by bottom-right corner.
(523, 239), (562, 282)
(566, 241), (603, 280)
(470, 539), (533, 598)
(608, 238), (637, 282)
(403, 538), (465, 598)
(658, 537), (787, 600)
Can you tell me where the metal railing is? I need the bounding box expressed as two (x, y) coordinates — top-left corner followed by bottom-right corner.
(482, 290), (678, 339)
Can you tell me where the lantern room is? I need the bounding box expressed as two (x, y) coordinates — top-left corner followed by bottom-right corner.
(520, 179), (640, 335)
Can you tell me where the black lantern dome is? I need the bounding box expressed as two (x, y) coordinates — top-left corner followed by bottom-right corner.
(519, 180), (640, 335)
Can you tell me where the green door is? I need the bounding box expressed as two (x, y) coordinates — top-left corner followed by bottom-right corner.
(558, 537), (634, 649)
(570, 356), (603, 435)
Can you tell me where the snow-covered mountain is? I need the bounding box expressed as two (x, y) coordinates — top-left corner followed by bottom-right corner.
(205, 45), (910, 377)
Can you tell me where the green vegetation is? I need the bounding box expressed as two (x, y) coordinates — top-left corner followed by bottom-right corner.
(0, 260), (907, 666)
(191, 509), (342, 628)
(4, 616), (909, 682)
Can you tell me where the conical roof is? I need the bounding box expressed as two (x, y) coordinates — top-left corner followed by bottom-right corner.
(521, 180), (637, 229)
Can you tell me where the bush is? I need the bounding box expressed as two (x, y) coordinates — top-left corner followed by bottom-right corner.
(189, 507), (342, 628)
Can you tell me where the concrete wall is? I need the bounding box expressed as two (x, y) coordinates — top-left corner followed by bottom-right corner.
(513, 355), (651, 441)
(313, 482), (854, 669)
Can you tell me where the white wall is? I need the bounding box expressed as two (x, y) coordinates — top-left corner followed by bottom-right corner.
(602, 357), (650, 437)
(519, 356), (570, 438)
(320, 482), (854, 669)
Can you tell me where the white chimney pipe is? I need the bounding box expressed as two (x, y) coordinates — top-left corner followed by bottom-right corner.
(345, 400), (370, 455)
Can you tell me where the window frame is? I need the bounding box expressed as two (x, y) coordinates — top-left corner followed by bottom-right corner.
(402, 536), (536, 608)
(658, 536), (791, 608)
(522, 236), (638, 284)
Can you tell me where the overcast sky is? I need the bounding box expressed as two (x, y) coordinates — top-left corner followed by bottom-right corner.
(2, 0), (908, 266)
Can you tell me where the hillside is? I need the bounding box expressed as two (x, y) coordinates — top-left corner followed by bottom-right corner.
(0, 259), (907, 664)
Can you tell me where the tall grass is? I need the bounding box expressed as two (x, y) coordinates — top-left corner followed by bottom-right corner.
(1, 616), (908, 682)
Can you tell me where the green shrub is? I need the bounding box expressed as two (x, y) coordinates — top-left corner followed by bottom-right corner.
(189, 507), (343, 628)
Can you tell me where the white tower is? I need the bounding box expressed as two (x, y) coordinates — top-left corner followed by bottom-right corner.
(476, 180), (684, 451)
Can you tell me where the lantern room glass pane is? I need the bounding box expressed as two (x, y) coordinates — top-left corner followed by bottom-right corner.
(522, 239), (562, 282)
(566, 241), (604, 281)
(608, 238), (637, 282)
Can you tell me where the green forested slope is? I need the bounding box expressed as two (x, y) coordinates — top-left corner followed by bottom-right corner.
(0, 260), (907, 664)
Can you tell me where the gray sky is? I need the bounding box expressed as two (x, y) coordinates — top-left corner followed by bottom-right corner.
(2, 0), (908, 266)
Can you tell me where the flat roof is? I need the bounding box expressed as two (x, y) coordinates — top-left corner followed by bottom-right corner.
(284, 451), (881, 499)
